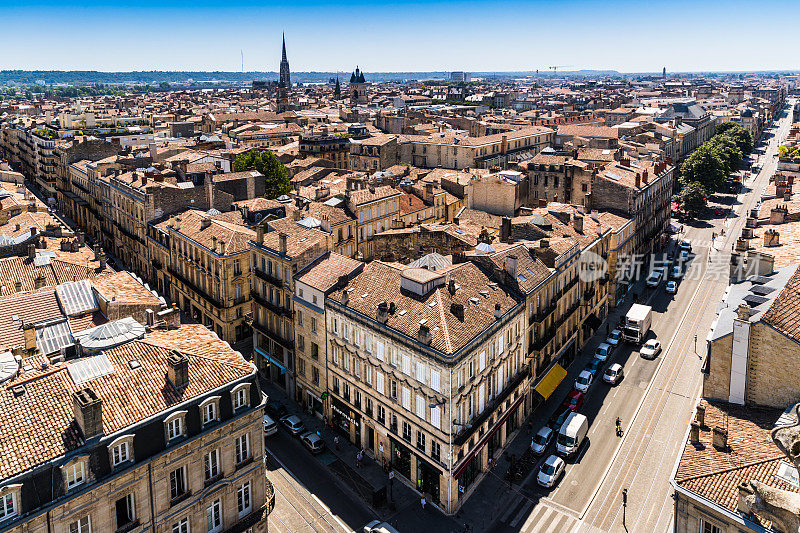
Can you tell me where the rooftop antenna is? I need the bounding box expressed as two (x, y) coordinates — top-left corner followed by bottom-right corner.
(241, 49), (244, 73)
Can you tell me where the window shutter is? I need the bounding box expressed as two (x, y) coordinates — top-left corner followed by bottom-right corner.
(416, 362), (425, 384)
(376, 372), (385, 395)
(430, 370), (441, 393)
(376, 341), (384, 361)
(479, 351), (486, 371)
(416, 395), (425, 420)
(402, 387), (411, 410)
(431, 406), (441, 429)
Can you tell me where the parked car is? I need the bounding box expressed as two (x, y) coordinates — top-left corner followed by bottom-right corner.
(603, 363), (624, 385)
(263, 414), (278, 436)
(671, 265), (683, 279)
(531, 426), (554, 456)
(606, 329), (621, 347)
(300, 432), (326, 454)
(680, 250), (690, 262)
(265, 400), (288, 420)
(548, 408), (572, 431)
(646, 270), (662, 288)
(574, 370), (593, 393)
(537, 455), (566, 488)
(594, 342), (613, 362)
(585, 357), (604, 377)
(666, 281), (677, 294)
(363, 521), (401, 533)
(679, 240), (692, 252)
(280, 414), (305, 435)
(640, 339), (662, 359)
(562, 390), (585, 412)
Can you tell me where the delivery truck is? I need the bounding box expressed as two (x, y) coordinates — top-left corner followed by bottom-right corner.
(622, 303), (652, 344)
(556, 412), (588, 458)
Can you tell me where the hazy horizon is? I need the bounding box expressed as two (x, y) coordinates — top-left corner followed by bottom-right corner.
(3, 0), (799, 73)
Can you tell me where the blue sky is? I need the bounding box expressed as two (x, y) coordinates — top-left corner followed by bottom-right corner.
(1, 0), (797, 72)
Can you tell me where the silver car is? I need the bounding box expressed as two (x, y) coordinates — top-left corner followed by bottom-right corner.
(531, 426), (554, 456)
(537, 454), (565, 488)
(280, 414), (305, 435)
(603, 363), (624, 385)
(300, 431), (325, 454)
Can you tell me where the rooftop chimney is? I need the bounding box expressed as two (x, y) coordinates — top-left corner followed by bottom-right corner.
(417, 324), (432, 344)
(167, 351), (189, 389)
(341, 290), (349, 306)
(689, 421), (700, 446)
(201, 218), (211, 230)
(256, 225), (265, 244)
(448, 279), (456, 295)
(211, 235), (217, 252)
(376, 301), (389, 323)
(73, 388), (103, 439)
(145, 308), (155, 327)
(696, 404), (706, 427)
(712, 426), (728, 450)
(500, 216), (512, 243)
(635, 173), (641, 188)
(451, 302), (465, 321)
(27, 243), (36, 260)
(494, 303), (502, 319)
(573, 214), (584, 234)
(278, 232), (288, 255)
(763, 228), (780, 247)
(23, 322), (36, 351)
(505, 255), (518, 280)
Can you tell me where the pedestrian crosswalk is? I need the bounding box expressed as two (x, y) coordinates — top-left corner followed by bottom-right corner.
(497, 498), (580, 533)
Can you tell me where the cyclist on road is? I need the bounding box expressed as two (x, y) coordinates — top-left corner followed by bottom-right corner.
(615, 416), (623, 437)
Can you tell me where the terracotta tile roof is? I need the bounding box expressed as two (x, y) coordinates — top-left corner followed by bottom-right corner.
(156, 209), (254, 255)
(398, 191), (428, 216)
(0, 324), (254, 479)
(675, 400), (792, 530)
(0, 289), (63, 351)
(348, 185), (402, 206)
(259, 217), (331, 258)
(295, 252), (363, 292)
(761, 265), (800, 341)
(557, 124), (620, 138)
(749, 218), (800, 269)
(330, 261), (520, 356)
(91, 272), (162, 306)
(0, 255), (108, 297)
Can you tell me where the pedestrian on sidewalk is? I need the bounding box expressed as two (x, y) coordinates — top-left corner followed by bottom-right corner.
(334, 435), (340, 450)
(488, 456), (493, 469)
(356, 450), (363, 468)
(420, 496), (426, 510)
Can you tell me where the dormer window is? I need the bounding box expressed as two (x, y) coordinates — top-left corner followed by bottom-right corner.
(63, 458), (87, 490)
(0, 484), (20, 522)
(164, 411), (187, 442)
(109, 435), (135, 468)
(200, 396), (221, 426)
(231, 383), (251, 411)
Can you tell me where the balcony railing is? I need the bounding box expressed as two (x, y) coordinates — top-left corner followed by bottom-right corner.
(253, 267), (284, 288)
(251, 291), (291, 318)
(532, 326), (556, 351)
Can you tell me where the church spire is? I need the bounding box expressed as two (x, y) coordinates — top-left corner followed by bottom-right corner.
(281, 33), (287, 62)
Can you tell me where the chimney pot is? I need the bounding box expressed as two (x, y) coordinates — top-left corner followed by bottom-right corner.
(696, 404), (706, 427)
(689, 422), (701, 445)
(167, 351), (189, 389)
(278, 232), (288, 254)
(73, 388), (103, 439)
(712, 426), (728, 450)
(494, 303), (502, 319)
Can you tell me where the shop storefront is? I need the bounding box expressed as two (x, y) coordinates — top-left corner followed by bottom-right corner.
(416, 457), (441, 504)
(331, 398), (360, 444)
(306, 390), (323, 418)
(390, 438), (412, 480)
(454, 452), (481, 500)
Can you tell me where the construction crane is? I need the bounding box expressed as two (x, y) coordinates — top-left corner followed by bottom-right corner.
(549, 65), (573, 72)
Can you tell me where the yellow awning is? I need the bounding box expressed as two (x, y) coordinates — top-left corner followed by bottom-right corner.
(534, 363), (567, 400)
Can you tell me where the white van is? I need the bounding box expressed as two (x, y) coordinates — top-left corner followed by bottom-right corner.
(263, 414), (278, 436)
(363, 520), (401, 533)
(556, 412), (588, 458)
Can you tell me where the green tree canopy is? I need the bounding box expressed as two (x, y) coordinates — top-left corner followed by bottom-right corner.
(233, 149), (291, 199)
(678, 181), (707, 216)
(716, 121), (752, 154)
(707, 135), (743, 176)
(680, 144), (727, 191)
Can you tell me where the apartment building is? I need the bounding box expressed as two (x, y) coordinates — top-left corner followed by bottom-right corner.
(590, 158), (675, 256)
(0, 324), (273, 533)
(401, 127), (553, 170)
(525, 150), (593, 206)
(299, 134), (351, 169)
(349, 135), (400, 172)
(345, 183), (402, 260)
(324, 260), (528, 514)
(148, 209), (255, 345)
(249, 217), (332, 397)
(292, 252), (363, 417)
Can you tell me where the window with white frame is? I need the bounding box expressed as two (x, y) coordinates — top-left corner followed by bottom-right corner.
(114, 493), (135, 530)
(416, 395), (425, 420)
(204, 449), (220, 480)
(206, 498), (222, 533)
(110, 436), (133, 467)
(164, 411), (186, 442)
(375, 371), (384, 395)
(402, 387), (411, 410)
(68, 515), (91, 533)
(430, 370), (441, 393)
(0, 488), (18, 522)
(169, 466), (188, 500)
(232, 384), (250, 410)
(64, 461), (85, 490)
(201, 398), (219, 426)
(172, 517), (189, 533)
(700, 520), (721, 533)
(416, 362), (425, 384)
(235, 433), (250, 465)
(402, 354), (411, 375)
(431, 406), (441, 429)
(237, 481), (252, 518)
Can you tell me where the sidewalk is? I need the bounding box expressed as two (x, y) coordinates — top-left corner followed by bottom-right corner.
(259, 378), (463, 531)
(259, 271), (659, 533)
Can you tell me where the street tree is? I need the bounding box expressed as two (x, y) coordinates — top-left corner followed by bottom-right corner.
(678, 181), (707, 217)
(716, 121), (752, 154)
(233, 149), (291, 199)
(680, 144), (726, 192)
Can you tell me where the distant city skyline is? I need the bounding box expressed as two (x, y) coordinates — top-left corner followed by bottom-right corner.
(2, 0), (799, 73)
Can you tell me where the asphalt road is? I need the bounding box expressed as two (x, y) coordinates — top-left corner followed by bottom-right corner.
(265, 430), (375, 533)
(487, 100), (796, 533)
